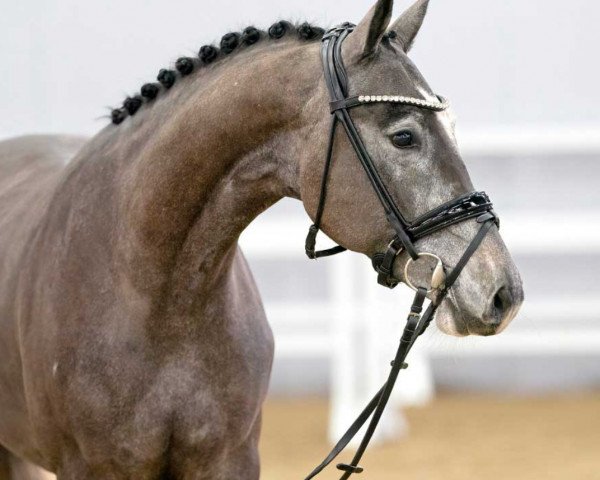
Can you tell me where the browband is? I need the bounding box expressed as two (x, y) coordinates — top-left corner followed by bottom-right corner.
(330, 94), (450, 113)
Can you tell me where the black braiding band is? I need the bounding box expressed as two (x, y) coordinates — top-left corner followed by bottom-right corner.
(123, 96), (143, 115)
(199, 45), (219, 64)
(141, 83), (160, 100)
(268, 21), (288, 39)
(242, 26), (261, 45)
(111, 108), (127, 125)
(221, 32), (240, 54)
(175, 57), (195, 76)
(157, 69), (176, 89)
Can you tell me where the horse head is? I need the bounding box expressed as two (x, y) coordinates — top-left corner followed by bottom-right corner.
(299, 0), (524, 336)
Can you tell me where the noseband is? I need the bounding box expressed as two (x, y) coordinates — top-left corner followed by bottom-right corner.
(303, 24), (499, 479)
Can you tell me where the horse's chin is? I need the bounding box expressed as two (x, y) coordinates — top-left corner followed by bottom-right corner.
(433, 299), (470, 337)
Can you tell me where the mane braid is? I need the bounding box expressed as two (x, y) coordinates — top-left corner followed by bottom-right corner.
(110, 21), (325, 125)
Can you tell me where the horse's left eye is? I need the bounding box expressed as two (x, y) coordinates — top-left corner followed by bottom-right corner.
(392, 130), (413, 148)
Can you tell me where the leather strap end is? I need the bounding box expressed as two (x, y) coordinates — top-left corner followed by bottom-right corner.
(305, 225), (319, 259)
(372, 239), (403, 289)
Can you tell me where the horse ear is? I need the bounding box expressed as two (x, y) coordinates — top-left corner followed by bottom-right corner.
(387, 0), (430, 52)
(343, 0), (394, 61)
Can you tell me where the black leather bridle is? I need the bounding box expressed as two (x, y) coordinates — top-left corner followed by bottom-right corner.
(302, 24), (499, 479)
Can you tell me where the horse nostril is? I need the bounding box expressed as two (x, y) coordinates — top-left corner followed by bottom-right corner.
(488, 287), (511, 325)
(493, 289), (504, 313)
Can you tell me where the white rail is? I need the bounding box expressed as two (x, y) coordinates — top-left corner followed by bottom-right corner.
(457, 124), (600, 156)
(266, 297), (600, 358)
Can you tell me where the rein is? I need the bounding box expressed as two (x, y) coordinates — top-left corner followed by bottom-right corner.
(302, 23), (499, 479)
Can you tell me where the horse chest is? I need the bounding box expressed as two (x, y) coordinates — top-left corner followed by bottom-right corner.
(44, 328), (271, 476)
(51, 260), (272, 474)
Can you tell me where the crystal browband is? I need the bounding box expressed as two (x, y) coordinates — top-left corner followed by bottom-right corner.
(330, 94), (449, 113)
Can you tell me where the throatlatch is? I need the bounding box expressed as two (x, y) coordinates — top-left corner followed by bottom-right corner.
(303, 24), (499, 479)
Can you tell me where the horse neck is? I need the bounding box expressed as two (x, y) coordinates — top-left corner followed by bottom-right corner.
(94, 40), (324, 313)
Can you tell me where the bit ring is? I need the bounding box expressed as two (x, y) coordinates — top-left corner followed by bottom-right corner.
(404, 252), (446, 293)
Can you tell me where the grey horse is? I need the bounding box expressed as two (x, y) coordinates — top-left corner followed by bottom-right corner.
(0, 0), (523, 478)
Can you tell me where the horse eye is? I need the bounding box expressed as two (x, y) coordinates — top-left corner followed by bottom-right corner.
(392, 130), (413, 148)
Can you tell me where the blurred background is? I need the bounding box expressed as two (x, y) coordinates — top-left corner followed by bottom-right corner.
(2, 0), (599, 478)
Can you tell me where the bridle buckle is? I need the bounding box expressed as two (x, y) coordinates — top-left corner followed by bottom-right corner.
(322, 22), (355, 41)
(373, 238), (404, 289)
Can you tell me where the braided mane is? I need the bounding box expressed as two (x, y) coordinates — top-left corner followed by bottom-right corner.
(110, 21), (325, 125)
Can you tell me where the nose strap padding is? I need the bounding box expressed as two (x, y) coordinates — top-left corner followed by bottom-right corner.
(372, 193), (498, 288)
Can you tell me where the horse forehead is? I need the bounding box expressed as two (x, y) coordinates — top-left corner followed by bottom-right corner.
(354, 51), (436, 100)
